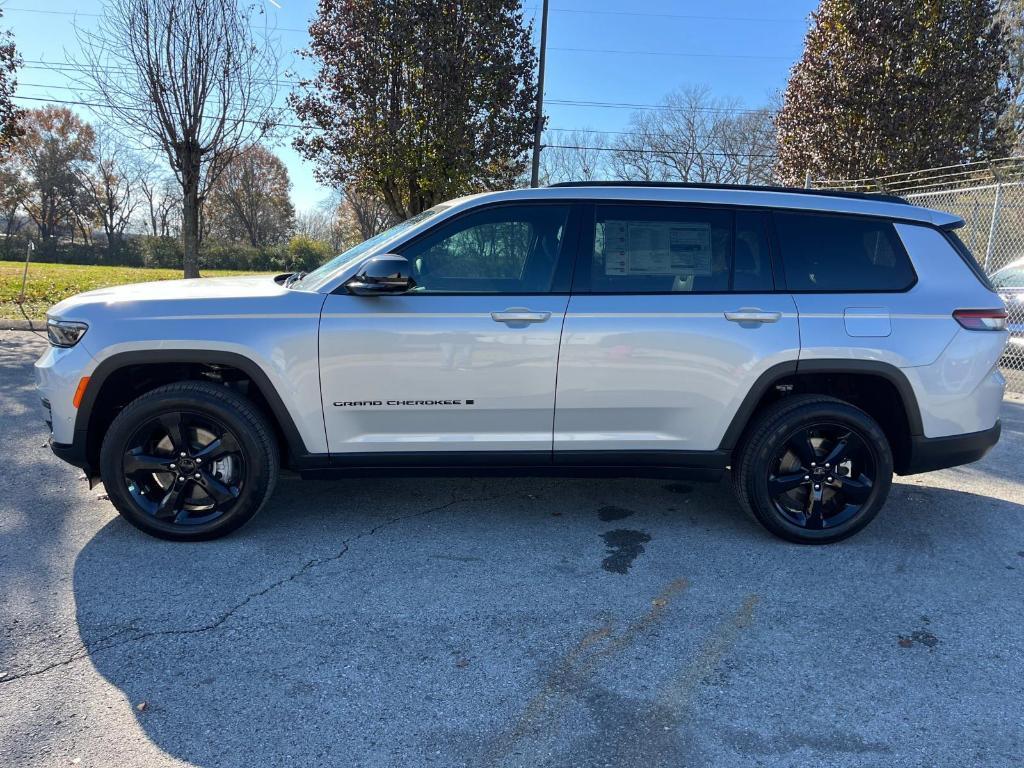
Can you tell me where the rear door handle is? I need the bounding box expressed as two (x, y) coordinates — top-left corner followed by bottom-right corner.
(491, 308), (551, 324)
(724, 308), (782, 324)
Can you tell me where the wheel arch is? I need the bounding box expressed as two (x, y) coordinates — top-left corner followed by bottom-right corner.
(719, 359), (924, 474)
(75, 349), (318, 474)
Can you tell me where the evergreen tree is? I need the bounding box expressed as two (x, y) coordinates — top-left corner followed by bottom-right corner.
(777, 0), (1010, 184)
(291, 0), (538, 219)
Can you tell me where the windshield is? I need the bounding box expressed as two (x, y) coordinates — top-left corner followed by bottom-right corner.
(293, 205), (450, 291)
(994, 265), (1024, 289)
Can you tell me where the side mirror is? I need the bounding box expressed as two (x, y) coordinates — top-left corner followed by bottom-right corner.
(344, 254), (416, 296)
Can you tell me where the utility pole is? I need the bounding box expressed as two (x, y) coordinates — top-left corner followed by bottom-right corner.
(529, 0), (549, 188)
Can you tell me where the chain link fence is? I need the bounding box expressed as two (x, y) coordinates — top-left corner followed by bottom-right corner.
(812, 159), (1024, 393)
(905, 182), (1024, 393)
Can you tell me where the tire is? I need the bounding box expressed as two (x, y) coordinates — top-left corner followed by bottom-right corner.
(732, 395), (893, 544)
(100, 381), (278, 541)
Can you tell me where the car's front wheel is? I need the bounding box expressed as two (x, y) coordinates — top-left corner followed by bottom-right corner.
(733, 395), (893, 544)
(99, 381), (278, 541)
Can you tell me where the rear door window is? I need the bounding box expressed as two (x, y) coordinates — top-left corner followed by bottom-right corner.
(773, 211), (916, 292)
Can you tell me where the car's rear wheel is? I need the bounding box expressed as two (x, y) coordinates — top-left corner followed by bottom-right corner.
(100, 382), (278, 541)
(733, 395), (893, 544)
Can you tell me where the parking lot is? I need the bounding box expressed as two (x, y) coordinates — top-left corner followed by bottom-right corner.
(1, 329), (1023, 767)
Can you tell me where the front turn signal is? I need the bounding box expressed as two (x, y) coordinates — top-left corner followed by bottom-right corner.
(72, 377), (90, 409)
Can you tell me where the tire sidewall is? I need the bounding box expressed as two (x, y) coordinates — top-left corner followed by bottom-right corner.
(100, 386), (275, 541)
(745, 402), (893, 544)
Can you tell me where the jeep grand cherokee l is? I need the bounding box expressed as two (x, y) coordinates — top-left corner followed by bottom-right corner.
(36, 183), (1007, 543)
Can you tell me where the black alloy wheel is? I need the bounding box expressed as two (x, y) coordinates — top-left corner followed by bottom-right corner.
(122, 411), (245, 526)
(100, 381), (278, 541)
(733, 395), (893, 544)
(766, 423), (876, 531)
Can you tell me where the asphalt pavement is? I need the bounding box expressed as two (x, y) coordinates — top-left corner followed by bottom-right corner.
(1, 330), (1022, 767)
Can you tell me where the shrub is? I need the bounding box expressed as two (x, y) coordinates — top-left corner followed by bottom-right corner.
(285, 235), (332, 272)
(140, 236), (183, 269)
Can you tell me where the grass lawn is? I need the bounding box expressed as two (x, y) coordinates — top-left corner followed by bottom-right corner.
(0, 261), (271, 320)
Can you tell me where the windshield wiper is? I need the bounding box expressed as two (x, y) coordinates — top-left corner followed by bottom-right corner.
(284, 271), (307, 288)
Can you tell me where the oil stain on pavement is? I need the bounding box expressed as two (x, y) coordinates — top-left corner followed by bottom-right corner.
(598, 505), (636, 522)
(600, 529), (651, 574)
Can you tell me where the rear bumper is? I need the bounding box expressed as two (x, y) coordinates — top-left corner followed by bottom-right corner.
(902, 421), (1001, 475)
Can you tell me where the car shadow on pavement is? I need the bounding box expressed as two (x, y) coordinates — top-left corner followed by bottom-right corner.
(65, 474), (1024, 768)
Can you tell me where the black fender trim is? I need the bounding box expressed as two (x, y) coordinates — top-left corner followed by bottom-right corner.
(716, 358), (925, 454)
(73, 349), (323, 471)
(717, 361), (798, 453)
(795, 358), (924, 435)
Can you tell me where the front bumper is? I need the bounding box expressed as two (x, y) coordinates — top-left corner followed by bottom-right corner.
(49, 436), (92, 475)
(902, 420), (1001, 475)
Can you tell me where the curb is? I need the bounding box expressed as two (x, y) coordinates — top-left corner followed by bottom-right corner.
(1, 320), (46, 331)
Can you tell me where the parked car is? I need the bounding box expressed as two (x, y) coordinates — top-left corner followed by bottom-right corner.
(991, 257), (1024, 360)
(36, 183), (1007, 543)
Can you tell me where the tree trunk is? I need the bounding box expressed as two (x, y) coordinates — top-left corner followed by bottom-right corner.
(181, 165), (201, 279)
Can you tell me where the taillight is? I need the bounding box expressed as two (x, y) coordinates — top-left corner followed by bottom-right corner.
(953, 309), (1008, 331)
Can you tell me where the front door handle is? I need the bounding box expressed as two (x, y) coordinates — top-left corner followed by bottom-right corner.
(491, 308), (551, 325)
(724, 308), (782, 324)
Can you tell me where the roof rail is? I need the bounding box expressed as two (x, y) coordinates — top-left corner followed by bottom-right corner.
(547, 181), (910, 206)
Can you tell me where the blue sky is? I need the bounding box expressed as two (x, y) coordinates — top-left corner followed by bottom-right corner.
(4, 0), (818, 213)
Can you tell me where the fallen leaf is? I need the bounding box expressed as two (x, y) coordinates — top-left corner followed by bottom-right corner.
(897, 637), (913, 648)
(136, 701), (148, 712)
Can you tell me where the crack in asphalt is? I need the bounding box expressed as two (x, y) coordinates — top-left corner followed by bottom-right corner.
(0, 490), (493, 685)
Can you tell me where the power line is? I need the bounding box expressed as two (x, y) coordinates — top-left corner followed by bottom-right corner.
(544, 143), (776, 160)
(11, 86), (766, 143)
(11, 93), (299, 130)
(546, 98), (765, 114)
(4, 9), (796, 61)
(548, 47), (793, 61)
(17, 62), (770, 116)
(2, 5), (807, 26)
(13, 85), (769, 136)
(11, 95), (777, 160)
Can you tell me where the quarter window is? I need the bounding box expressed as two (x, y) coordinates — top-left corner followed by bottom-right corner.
(398, 204), (570, 294)
(774, 211), (915, 292)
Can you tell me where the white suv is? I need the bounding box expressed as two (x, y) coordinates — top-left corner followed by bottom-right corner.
(36, 183), (1008, 543)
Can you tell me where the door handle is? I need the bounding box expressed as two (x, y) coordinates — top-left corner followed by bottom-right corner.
(724, 308), (782, 324)
(491, 308), (551, 324)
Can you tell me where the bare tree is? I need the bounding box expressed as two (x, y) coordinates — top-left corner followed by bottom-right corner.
(607, 116), (668, 182)
(73, 0), (281, 277)
(80, 130), (142, 249)
(538, 130), (610, 184)
(610, 86), (777, 185)
(343, 188), (396, 241)
(139, 171), (180, 238)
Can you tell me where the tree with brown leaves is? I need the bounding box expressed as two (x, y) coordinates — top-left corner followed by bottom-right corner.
(0, 10), (22, 158)
(205, 144), (294, 248)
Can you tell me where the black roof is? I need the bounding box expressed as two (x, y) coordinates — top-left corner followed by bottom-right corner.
(548, 181), (909, 206)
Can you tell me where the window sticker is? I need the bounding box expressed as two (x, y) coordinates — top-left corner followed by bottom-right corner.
(601, 220), (712, 276)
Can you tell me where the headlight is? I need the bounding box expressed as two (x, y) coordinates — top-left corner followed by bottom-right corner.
(47, 319), (89, 348)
